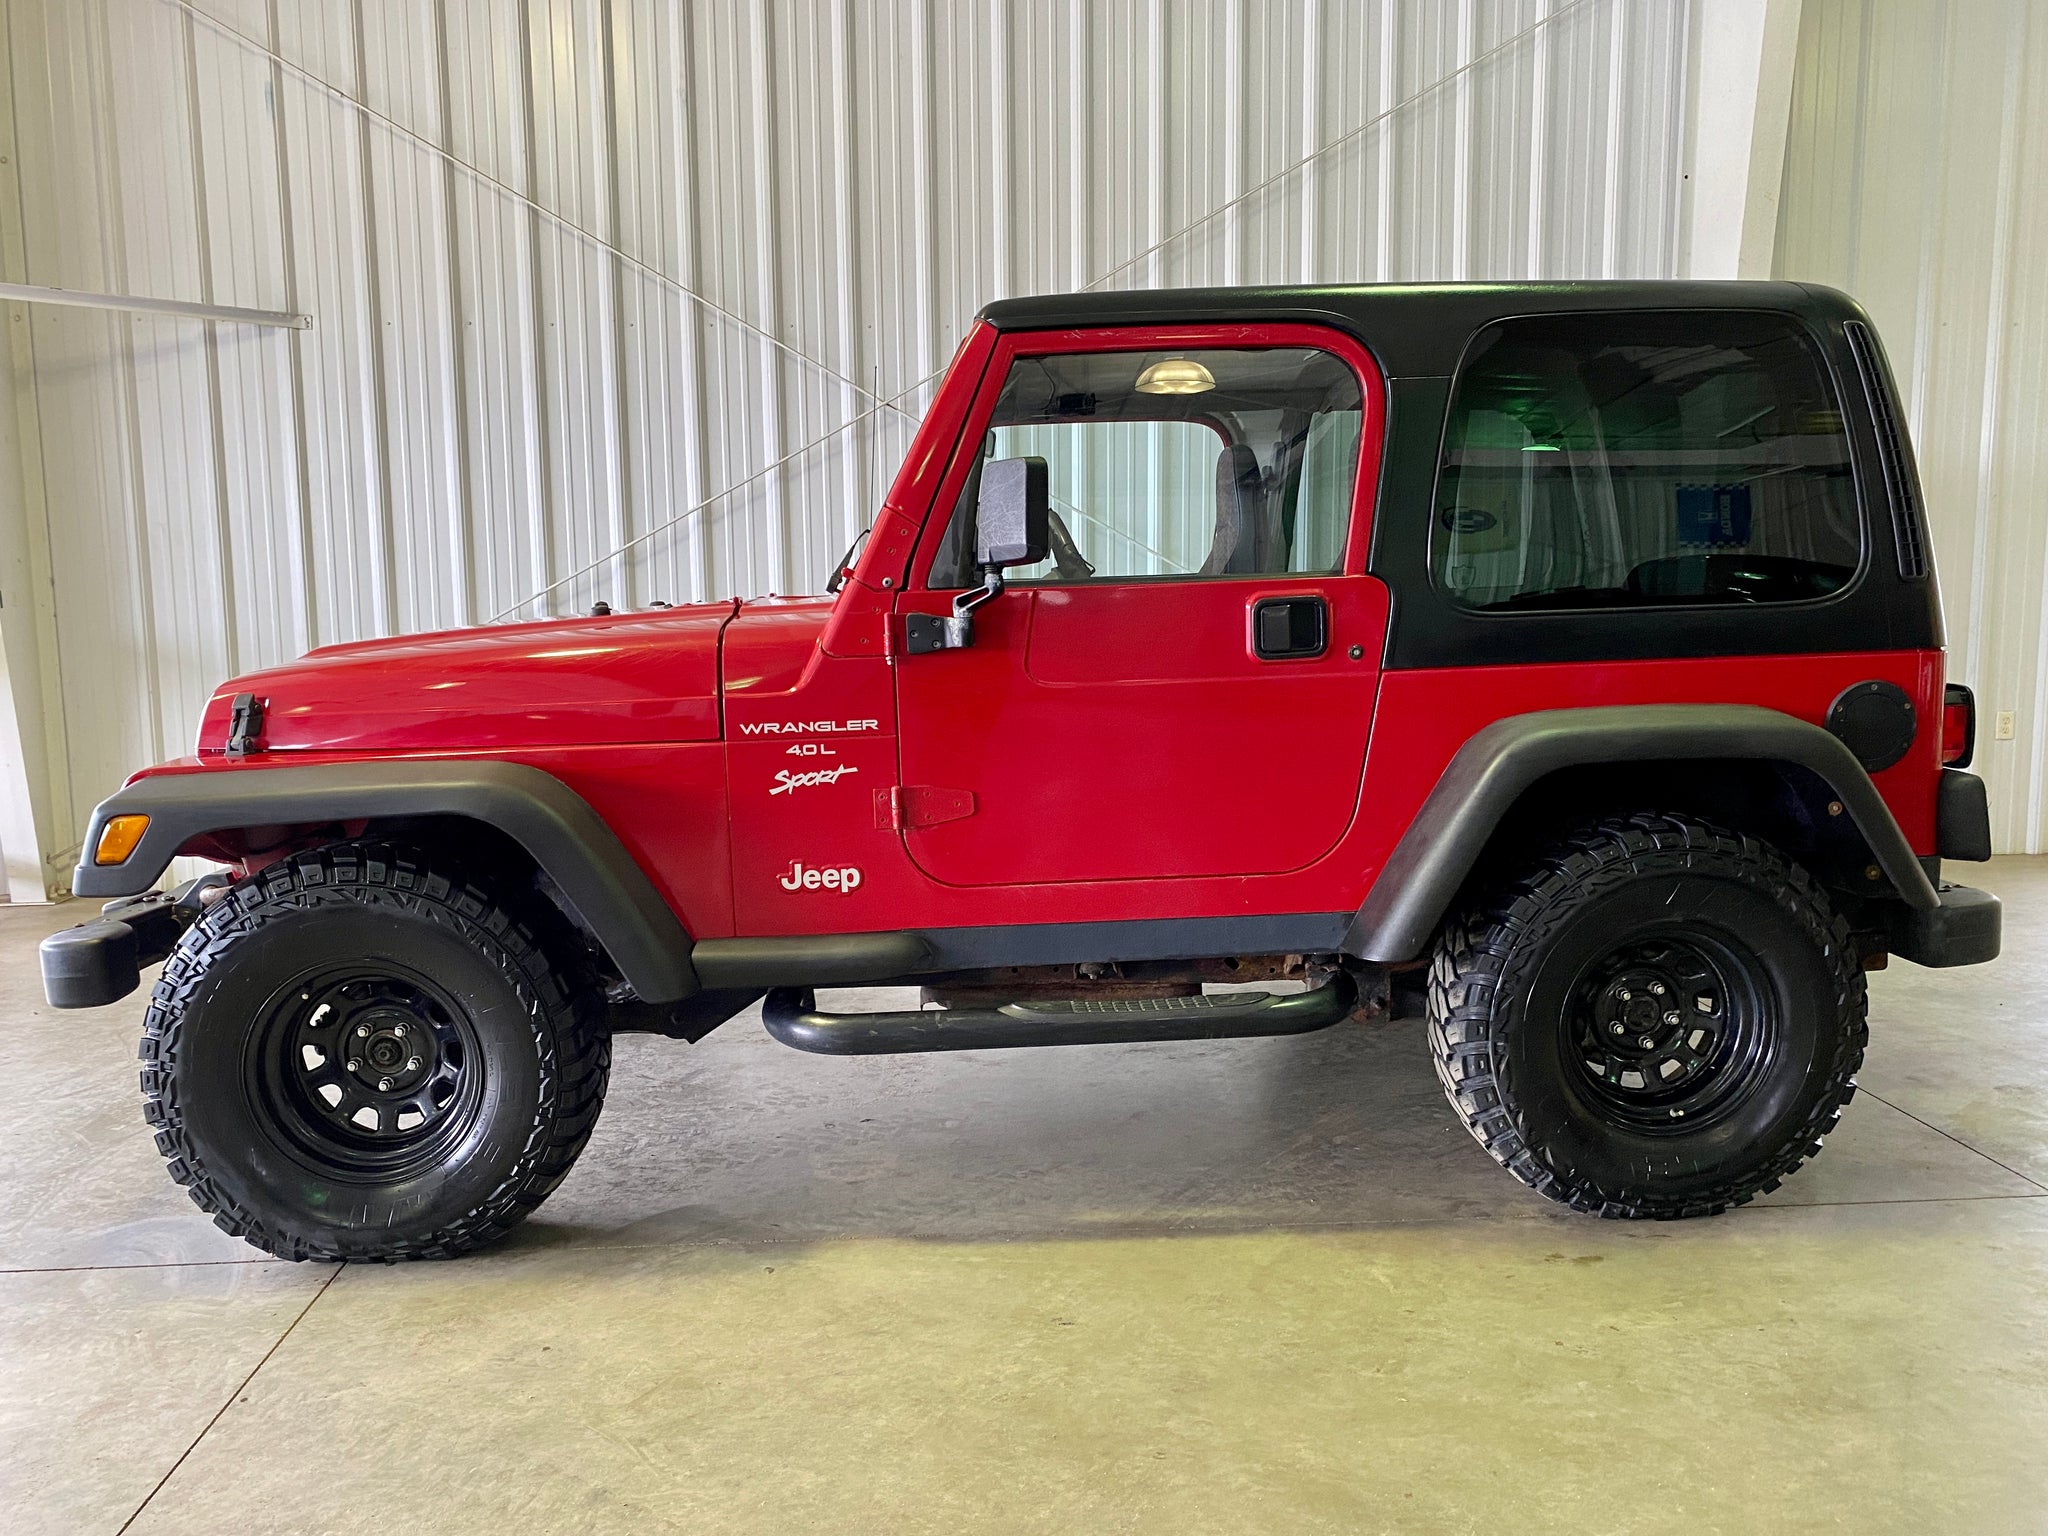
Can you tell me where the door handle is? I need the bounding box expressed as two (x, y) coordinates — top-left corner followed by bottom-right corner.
(1251, 595), (1328, 660)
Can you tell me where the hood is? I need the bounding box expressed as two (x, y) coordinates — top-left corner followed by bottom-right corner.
(196, 602), (739, 755)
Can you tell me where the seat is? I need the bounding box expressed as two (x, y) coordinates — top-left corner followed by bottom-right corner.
(1200, 442), (1266, 575)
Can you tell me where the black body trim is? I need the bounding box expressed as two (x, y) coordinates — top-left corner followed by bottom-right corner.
(39, 876), (227, 1009)
(1883, 883), (2000, 968)
(1843, 319), (1931, 578)
(1936, 769), (1993, 863)
(606, 988), (766, 1043)
(692, 932), (935, 987)
(914, 912), (1353, 972)
(761, 972), (1356, 1055)
(1343, 704), (1941, 964)
(686, 914), (1353, 990)
(73, 761), (698, 1004)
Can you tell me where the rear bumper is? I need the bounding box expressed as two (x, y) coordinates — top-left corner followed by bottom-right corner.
(39, 877), (222, 1009)
(1884, 882), (2001, 968)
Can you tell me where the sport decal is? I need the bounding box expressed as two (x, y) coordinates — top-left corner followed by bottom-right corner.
(771, 764), (859, 796)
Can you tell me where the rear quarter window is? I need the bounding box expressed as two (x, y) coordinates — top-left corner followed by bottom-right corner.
(1432, 312), (1862, 611)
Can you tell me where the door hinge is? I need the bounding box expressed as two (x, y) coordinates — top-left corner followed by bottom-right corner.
(874, 785), (976, 831)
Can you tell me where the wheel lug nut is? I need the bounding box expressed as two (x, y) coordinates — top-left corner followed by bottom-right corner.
(377, 1076), (393, 1091)
(355, 1025), (370, 1038)
(1610, 1023), (1626, 1036)
(1618, 989), (1632, 1002)
(1664, 1011), (1680, 1027)
(1650, 983), (1666, 996)
(1638, 1036), (1656, 1049)
(347, 1058), (363, 1073)
(406, 1056), (421, 1071)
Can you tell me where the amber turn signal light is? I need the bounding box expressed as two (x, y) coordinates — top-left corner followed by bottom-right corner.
(93, 814), (150, 866)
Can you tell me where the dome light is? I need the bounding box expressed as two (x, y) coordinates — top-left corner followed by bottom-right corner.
(1134, 358), (1216, 394)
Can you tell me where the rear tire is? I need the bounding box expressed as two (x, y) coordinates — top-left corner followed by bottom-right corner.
(1428, 814), (1866, 1218)
(139, 843), (608, 1261)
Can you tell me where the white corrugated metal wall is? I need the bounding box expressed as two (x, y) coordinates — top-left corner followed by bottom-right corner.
(1776, 0), (2048, 853)
(2, 0), (1699, 880)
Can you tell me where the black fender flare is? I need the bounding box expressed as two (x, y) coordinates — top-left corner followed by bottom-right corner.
(1342, 704), (1940, 964)
(72, 760), (699, 1003)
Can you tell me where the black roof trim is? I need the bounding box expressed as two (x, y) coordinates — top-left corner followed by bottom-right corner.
(979, 281), (1855, 377)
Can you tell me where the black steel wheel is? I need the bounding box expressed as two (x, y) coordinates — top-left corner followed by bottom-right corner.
(1427, 813), (1866, 1218)
(139, 844), (608, 1261)
(250, 967), (486, 1180)
(1564, 931), (1774, 1132)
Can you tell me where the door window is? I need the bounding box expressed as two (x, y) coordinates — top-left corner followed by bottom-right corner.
(1432, 312), (1862, 609)
(929, 347), (1364, 588)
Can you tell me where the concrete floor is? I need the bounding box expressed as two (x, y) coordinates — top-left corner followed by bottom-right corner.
(3, 862), (2046, 1534)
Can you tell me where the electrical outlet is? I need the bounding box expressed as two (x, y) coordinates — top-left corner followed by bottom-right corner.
(1996, 710), (2016, 741)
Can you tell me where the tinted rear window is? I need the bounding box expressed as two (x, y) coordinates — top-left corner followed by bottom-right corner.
(1432, 312), (1861, 611)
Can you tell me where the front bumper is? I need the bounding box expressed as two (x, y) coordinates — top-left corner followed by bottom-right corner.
(39, 876), (224, 1009)
(1884, 882), (2001, 968)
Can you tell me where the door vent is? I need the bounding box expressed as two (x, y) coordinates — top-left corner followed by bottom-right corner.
(1843, 321), (1929, 580)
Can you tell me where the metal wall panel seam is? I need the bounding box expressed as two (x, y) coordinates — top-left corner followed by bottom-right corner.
(85, 0), (165, 769)
(1599, 0), (1623, 277)
(989, 0), (1009, 298)
(431, 0), (478, 628)
(745, 0), (786, 596)
(178, 4), (242, 680)
(1378, 0), (1395, 279)
(513, 0), (558, 620)
(828, 0), (862, 556)
(1298, 0), (1319, 282)
(911, 0), (938, 397)
(598, 0), (633, 611)
(344, 0), (397, 636)
(1904, 4), (1951, 480)
(663, 0), (711, 606)
(1065, 0), (1086, 288)
(1526, 0), (1549, 276)
(1450, 0), (1472, 281)
(262, 0), (316, 656)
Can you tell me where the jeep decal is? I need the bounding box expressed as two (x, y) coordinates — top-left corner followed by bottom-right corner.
(778, 861), (863, 892)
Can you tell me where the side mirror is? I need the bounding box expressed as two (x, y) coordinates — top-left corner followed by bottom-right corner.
(974, 456), (1050, 570)
(904, 456), (1052, 657)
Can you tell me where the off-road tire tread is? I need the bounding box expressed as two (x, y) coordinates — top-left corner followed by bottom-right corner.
(137, 842), (609, 1261)
(1426, 812), (1866, 1219)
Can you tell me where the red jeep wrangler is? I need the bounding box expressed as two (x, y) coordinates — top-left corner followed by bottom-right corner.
(42, 282), (1999, 1261)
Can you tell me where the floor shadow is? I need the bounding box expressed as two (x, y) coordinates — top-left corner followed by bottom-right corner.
(512, 1002), (1559, 1254)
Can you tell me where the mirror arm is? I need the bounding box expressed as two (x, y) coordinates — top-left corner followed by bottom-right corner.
(953, 564), (1007, 620)
(904, 565), (1006, 655)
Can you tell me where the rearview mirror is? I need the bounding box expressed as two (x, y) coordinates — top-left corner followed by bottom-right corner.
(975, 457), (1050, 569)
(904, 456), (1053, 656)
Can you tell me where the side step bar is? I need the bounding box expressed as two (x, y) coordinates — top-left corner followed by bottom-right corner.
(760, 973), (1357, 1056)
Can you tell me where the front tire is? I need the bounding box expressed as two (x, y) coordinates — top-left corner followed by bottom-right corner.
(1428, 814), (1867, 1218)
(139, 844), (608, 1260)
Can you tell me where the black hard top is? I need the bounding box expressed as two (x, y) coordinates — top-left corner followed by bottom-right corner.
(980, 281), (1865, 377)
